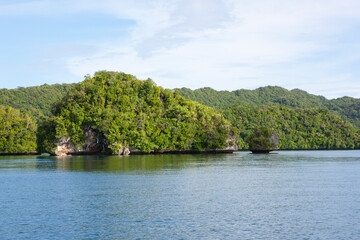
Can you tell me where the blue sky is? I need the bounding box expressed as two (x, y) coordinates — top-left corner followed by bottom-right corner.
(1, 0), (360, 99)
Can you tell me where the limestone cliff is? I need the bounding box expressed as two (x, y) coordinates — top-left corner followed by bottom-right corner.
(51, 126), (238, 156)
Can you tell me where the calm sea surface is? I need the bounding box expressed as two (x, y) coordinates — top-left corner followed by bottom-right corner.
(1, 151), (360, 239)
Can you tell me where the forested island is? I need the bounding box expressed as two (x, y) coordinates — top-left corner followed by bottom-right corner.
(0, 71), (359, 155)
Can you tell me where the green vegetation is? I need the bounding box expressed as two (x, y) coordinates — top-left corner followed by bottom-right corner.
(176, 86), (360, 128)
(38, 71), (234, 154)
(0, 83), (76, 122)
(1, 74), (359, 154)
(222, 105), (360, 150)
(0, 105), (37, 153)
(246, 126), (279, 153)
(2, 84), (359, 129)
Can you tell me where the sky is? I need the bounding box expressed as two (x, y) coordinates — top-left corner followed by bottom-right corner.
(1, 0), (360, 99)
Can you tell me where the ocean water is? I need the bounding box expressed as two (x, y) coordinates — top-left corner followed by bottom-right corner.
(1, 150), (359, 239)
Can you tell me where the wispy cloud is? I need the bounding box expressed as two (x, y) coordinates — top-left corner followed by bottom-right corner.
(1, 0), (360, 98)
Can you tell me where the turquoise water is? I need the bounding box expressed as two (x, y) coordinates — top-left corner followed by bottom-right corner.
(1, 151), (360, 239)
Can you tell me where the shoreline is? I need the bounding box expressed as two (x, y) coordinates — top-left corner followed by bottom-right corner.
(236, 148), (360, 152)
(1, 148), (360, 156)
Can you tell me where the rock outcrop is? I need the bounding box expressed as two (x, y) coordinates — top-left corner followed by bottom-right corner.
(54, 137), (77, 156)
(223, 131), (238, 152)
(51, 127), (238, 156)
(53, 127), (110, 156)
(250, 132), (279, 153)
(246, 126), (279, 154)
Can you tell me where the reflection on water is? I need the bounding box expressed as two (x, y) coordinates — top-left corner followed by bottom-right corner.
(1, 150), (359, 172)
(0, 154), (238, 172)
(52, 154), (206, 172)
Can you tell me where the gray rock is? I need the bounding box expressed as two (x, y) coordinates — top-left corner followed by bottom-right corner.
(52, 125), (238, 156)
(54, 137), (77, 156)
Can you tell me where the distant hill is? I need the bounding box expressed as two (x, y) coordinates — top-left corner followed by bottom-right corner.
(222, 105), (360, 150)
(1, 83), (359, 129)
(0, 83), (76, 122)
(175, 86), (360, 128)
(0, 78), (359, 152)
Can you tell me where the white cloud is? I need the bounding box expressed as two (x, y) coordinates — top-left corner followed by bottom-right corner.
(2, 0), (360, 98)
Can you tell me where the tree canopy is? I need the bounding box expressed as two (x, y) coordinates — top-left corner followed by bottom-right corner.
(1, 74), (360, 154)
(38, 71), (235, 154)
(222, 105), (360, 150)
(0, 83), (76, 122)
(3, 84), (360, 129)
(176, 86), (360, 128)
(0, 105), (37, 153)
(246, 126), (279, 153)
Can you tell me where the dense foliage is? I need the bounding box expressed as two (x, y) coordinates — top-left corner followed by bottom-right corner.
(0, 105), (37, 153)
(0, 83), (76, 122)
(38, 71), (233, 154)
(246, 126), (279, 152)
(222, 105), (360, 150)
(176, 86), (360, 128)
(3, 84), (359, 128)
(1, 75), (359, 153)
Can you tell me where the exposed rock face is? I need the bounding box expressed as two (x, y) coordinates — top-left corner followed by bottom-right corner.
(114, 146), (131, 156)
(83, 126), (109, 152)
(249, 132), (279, 154)
(223, 132), (238, 151)
(84, 127), (99, 152)
(269, 133), (279, 149)
(52, 126), (238, 156)
(55, 137), (77, 156)
(53, 127), (109, 156)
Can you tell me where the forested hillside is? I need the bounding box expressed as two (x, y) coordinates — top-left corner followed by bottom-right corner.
(176, 86), (360, 128)
(2, 83), (359, 129)
(222, 105), (360, 150)
(38, 71), (235, 155)
(0, 105), (37, 153)
(0, 83), (76, 122)
(1, 76), (359, 153)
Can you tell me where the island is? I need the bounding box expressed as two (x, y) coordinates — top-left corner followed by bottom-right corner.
(37, 71), (238, 156)
(246, 126), (279, 154)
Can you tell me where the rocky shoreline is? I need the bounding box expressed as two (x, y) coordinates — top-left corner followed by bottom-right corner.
(0, 152), (39, 156)
(0, 149), (236, 156)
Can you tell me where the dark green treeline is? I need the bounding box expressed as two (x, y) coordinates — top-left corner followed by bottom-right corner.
(0, 83), (75, 122)
(222, 105), (360, 150)
(176, 86), (360, 128)
(0, 105), (37, 153)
